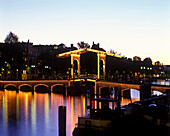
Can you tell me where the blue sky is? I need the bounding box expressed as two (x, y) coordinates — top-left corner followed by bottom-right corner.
(0, 0), (170, 64)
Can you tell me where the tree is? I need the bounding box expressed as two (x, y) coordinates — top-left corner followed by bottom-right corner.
(154, 61), (162, 66)
(4, 31), (19, 44)
(133, 56), (141, 61)
(143, 57), (152, 65)
(77, 42), (90, 49)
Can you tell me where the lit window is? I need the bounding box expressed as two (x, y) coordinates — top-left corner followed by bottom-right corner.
(23, 70), (26, 74)
(45, 66), (49, 69)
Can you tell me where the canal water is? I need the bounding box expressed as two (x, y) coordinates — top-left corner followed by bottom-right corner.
(0, 85), (164, 136)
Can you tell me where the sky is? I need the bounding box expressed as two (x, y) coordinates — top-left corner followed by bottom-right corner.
(0, 0), (170, 64)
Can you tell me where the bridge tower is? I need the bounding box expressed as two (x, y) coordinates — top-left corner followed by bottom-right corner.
(58, 48), (122, 80)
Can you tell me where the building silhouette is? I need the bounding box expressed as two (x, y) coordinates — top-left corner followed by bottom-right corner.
(0, 40), (167, 80)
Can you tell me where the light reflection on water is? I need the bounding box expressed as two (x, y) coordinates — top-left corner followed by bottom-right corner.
(0, 88), (162, 136)
(0, 90), (89, 136)
(152, 80), (170, 86)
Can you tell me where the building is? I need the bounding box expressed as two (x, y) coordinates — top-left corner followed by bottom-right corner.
(0, 40), (168, 80)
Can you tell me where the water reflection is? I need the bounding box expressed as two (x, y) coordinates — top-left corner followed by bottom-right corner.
(152, 80), (170, 86)
(111, 89), (140, 106)
(153, 91), (163, 96)
(0, 90), (89, 136)
(0, 88), (161, 136)
(31, 94), (36, 136)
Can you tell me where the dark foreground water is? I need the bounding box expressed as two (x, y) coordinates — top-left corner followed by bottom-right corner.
(0, 91), (91, 136)
(0, 86), (163, 136)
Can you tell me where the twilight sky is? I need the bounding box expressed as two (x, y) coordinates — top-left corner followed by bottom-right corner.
(0, 0), (170, 64)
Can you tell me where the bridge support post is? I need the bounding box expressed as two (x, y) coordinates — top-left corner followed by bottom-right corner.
(140, 84), (151, 100)
(114, 87), (121, 100)
(63, 84), (66, 96)
(114, 87), (118, 99)
(16, 88), (19, 93)
(48, 85), (51, 94)
(31, 87), (34, 94)
(16, 84), (19, 93)
(0, 83), (4, 91)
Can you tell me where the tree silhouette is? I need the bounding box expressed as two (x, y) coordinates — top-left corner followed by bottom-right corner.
(4, 31), (19, 44)
(143, 57), (152, 65)
(77, 42), (90, 49)
(154, 61), (162, 66)
(133, 56), (141, 61)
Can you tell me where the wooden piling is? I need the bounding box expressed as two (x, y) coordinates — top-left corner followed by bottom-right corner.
(58, 106), (66, 136)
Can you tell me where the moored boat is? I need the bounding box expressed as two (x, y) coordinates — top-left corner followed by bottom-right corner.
(73, 98), (122, 136)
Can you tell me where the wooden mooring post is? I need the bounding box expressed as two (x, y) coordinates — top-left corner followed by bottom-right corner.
(58, 106), (66, 136)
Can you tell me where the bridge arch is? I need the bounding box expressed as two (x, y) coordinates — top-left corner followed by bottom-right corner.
(4, 84), (17, 90)
(34, 84), (49, 93)
(51, 84), (64, 88)
(121, 88), (140, 100)
(51, 84), (66, 93)
(121, 88), (140, 96)
(51, 84), (64, 90)
(19, 84), (32, 89)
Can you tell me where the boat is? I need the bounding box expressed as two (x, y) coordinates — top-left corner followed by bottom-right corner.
(73, 98), (122, 136)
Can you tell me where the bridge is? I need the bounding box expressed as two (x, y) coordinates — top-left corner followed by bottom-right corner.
(93, 80), (170, 100)
(0, 80), (70, 93)
(0, 79), (169, 100)
(58, 48), (122, 80)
